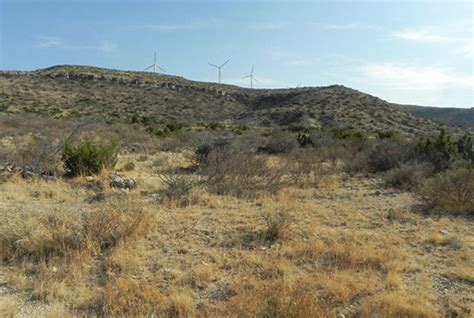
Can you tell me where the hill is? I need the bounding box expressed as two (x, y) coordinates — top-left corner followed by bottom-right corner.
(0, 65), (468, 136)
(395, 104), (474, 128)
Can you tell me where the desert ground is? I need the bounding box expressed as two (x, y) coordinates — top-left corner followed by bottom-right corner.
(0, 128), (473, 317)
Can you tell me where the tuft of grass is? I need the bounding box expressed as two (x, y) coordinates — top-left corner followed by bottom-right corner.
(360, 292), (438, 318)
(102, 277), (163, 317)
(260, 210), (291, 244)
(0, 296), (20, 318)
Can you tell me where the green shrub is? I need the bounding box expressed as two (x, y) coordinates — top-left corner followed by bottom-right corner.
(332, 128), (366, 140)
(297, 132), (312, 147)
(416, 130), (473, 172)
(376, 130), (399, 139)
(164, 121), (184, 132)
(208, 122), (226, 130)
(62, 140), (118, 177)
(456, 134), (474, 162)
(418, 167), (474, 216)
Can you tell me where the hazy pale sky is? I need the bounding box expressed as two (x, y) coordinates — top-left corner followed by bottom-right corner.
(1, 0), (473, 107)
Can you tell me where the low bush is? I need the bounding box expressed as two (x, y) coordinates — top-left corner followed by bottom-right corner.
(158, 171), (200, 207)
(4, 136), (60, 175)
(190, 139), (230, 168)
(62, 140), (118, 177)
(367, 141), (415, 173)
(385, 162), (433, 190)
(259, 131), (297, 154)
(418, 167), (474, 216)
(196, 142), (287, 199)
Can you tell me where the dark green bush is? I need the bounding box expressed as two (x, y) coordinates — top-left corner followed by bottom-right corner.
(208, 122), (226, 130)
(416, 130), (473, 172)
(296, 132), (312, 147)
(376, 129), (399, 139)
(418, 167), (474, 216)
(62, 140), (118, 177)
(332, 128), (366, 140)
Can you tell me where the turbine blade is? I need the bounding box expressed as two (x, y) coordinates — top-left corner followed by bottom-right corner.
(143, 65), (154, 71)
(208, 63), (219, 68)
(157, 66), (166, 73)
(221, 59), (230, 67)
(241, 75), (251, 79)
(251, 65), (254, 74)
(253, 77), (259, 83)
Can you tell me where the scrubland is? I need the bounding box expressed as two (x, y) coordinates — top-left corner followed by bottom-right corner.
(0, 114), (473, 317)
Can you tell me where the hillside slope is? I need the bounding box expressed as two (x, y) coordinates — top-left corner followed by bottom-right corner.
(0, 65), (464, 135)
(395, 104), (474, 128)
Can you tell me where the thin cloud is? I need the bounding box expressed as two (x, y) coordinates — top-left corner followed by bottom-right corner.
(323, 23), (359, 30)
(287, 59), (312, 66)
(36, 36), (117, 53)
(361, 62), (473, 106)
(135, 23), (191, 32)
(455, 42), (473, 58)
(133, 21), (215, 32)
(392, 29), (442, 43)
(38, 36), (61, 48)
(249, 22), (287, 31)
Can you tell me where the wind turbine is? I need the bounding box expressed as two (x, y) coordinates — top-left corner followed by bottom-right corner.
(143, 52), (166, 73)
(208, 59), (230, 83)
(241, 65), (259, 89)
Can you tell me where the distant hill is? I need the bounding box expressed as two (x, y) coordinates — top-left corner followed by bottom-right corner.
(0, 65), (469, 136)
(394, 104), (474, 129)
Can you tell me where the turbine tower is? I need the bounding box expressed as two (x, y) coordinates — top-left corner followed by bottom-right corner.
(143, 52), (166, 73)
(241, 65), (259, 89)
(208, 59), (230, 84)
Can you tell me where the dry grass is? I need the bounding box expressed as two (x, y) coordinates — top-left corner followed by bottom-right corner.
(0, 150), (472, 317)
(0, 296), (20, 318)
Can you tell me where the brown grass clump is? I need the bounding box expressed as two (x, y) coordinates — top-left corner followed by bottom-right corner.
(260, 210), (291, 243)
(360, 292), (438, 318)
(0, 199), (153, 262)
(102, 277), (164, 316)
(287, 238), (394, 272)
(228, 279), (329, 318)
(0, 296), (20, 318)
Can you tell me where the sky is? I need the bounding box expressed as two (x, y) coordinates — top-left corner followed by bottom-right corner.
(0, 0), (473, 108)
